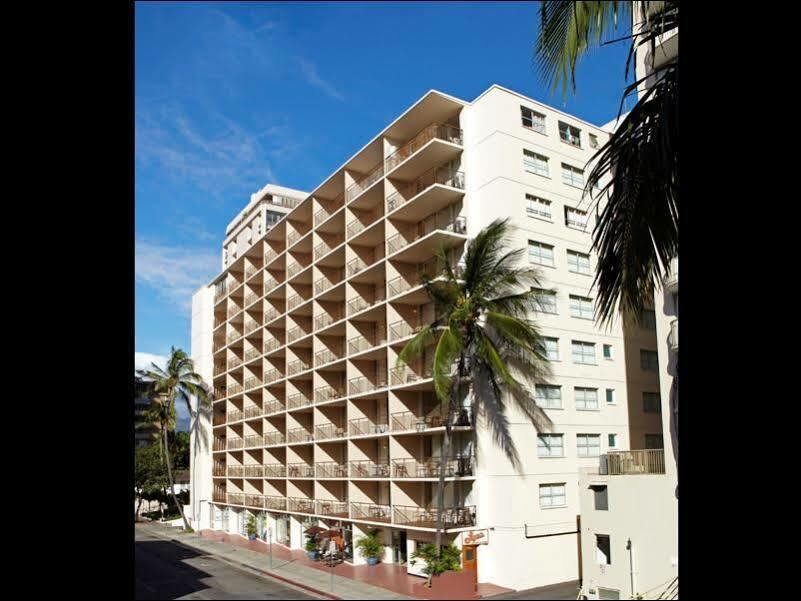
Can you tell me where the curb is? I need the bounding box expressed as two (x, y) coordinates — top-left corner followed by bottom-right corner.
(142, 525), (340, 600)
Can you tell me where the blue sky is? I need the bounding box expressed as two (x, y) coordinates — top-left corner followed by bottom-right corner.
(135, 1), (632, 363)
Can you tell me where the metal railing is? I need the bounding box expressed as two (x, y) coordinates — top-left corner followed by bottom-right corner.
(385, 122), (463, 172)
(264, 463), (286, 478)
(263, 431), (285, 446)
(228, 410), (244, 423)
(392, 456), (474, 478)
(263, 369), (282, 384)
(228, 357), (242, 370)
(348, 334), (380, 355)
(244, 319), (260, 334)
(316, 462), (348, 478)
(263, 400), (284, 415)
(346, 161), (385, 203)
(314, 271), (345, 295)
(314, 309), (345, 330)
(244, 434), (263, 448)
(245, 494), (265, 509)
(287, 497), (315, 513)
(349, 417), (389, 437)
(388, 320), (422, 341)
(265, 495), (287, 511)
(264, 307), (281, 323)
(287, 325), (311, 343)
(287, 359), (312, 376)
(227, 437), (244, 450)
(350, 501), (391, 523)
(264, 249), (279, 264)
(244, 464), (264, 478)
(391, 410), (445, 432)
(263, 275), (278, 292)
(287, 463), (315, 478)
(213, 490), (226, 503)
(264, 338), (282, 353)
(386, 214), (467, 255)
(349, 375), (387, 395)
(228, 383), (244, 396)
(214, 363), (226, 376)
(315, 385), (346, 404)
(386, 166), (465, 212)
(314, 236), (344, 260)
(213, 464), (226, 477)
(244, 376), (262, 390)
(347, 212), (381, 238)
(287, 229), (304, 247)
(315, 423), (346, 441)
(287, 428), (313, 444)
(349, 460), (390, 478)
(389, 365), (433, 386)
(287, 392), (313, 410)
(315, 345), (345, 366)
(244, 291), (259, 307)
(316, 500), (349, 517)
(244, 405), (262, 419)
(605, 449), (666, 475)
(393, 505), (475, 528)
(227, 492), (244, 505)
(347, 295), (384, 316)
(227, 465), (244, 478)
(213, 438), (227, 451)
(286, 293), (303, 311)
(244, 347), (261, 362)
(227, 331), (243, 345)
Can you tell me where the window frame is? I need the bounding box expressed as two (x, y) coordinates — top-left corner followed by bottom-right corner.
(569, 294), (594, 320)
(571, 340), (596, 365)
(523, 149), (550, 177)
(577, 433), (601, 458)
(535, 384), (563, 409)
(558, 121), (582, 148)
(567, 250), (592, 275)
(561, 162), (585, 187)
(528, 240), (555, 267)
(575, 387), (599, 411)
(643, 392), (662, 413)
(539, 482), (567, 508)
(537, 433), (564, 457)
(521, 106), (546, 134)
(525, 193), (552, 221)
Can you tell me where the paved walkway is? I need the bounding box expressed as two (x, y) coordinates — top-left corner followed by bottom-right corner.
(484, 579), (580, 600)
(139, 522), (412, 600)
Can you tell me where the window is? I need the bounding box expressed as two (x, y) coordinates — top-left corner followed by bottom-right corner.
(535, 385), (562, 409)
(572, 341), (596, 365)
(577, 434), (601, 457)
(539, 483), (567, 508)
(640, 350), (659, 372)
(567, 250), (591, 275)
(603, 344), (613, 359)
(596, 534), (611, 565)
(605, 389), (616, 404)
(529, 241), (555, 267)
(523, 149), (549, 176)
(575, 387), (599, 410)
(543, 337), (560, 360)
(526, 194), (552, 219)
(533, 288), (558, 314)
(645, 434), (664, 449)
(570, 295), (593, 319)
(641, 309), (657, 330)
(537, 434), (564, 457)
(589, 133), (599, 149)
(565, 206), (589, 230)
(561, 163), (585, 187)
(607, 433), (618, 448)
(558, 121), (582, 147)
(643, 392), (662, 413)
(592, 485), (608, 510)
(521, 106), (546, 134)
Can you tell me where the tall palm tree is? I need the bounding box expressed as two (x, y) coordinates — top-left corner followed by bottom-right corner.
(535, 1), (679, 325)
(397, 219), (552, 559)
(137, 347), (211, 531)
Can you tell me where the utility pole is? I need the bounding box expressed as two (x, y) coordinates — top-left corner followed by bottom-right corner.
(626, 538), (635, 598)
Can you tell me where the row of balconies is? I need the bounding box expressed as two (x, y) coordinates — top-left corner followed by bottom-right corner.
(216, 492), (475, 529)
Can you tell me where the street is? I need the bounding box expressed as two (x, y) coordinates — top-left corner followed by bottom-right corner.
(487, 580), (580, 600)
(135, 526), (320, 600)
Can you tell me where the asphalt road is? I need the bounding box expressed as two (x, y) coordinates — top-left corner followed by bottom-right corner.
(135, 527), (320, 600)
(487, 580), (580, 600)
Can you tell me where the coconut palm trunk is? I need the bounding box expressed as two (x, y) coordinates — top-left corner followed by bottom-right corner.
(162, 422), (191, 530)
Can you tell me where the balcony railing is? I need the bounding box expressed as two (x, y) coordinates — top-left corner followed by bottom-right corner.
(227, 306), (242, 319)
(263, 275), (278, 292)
(287, 463), (315, 478)
(227, 492), (244, 505)
(388, 320), (422, 341)
(244, 434), (263, 448)
(263, 431), (285, 446)
(265, 495), (287, 511)
(389, 365), (433, 386)
(314, 207), (333, 226)
(263, 369), (282, 384)
(214, 285), (228, 302)
(314, 272), (345, 295)
(264, 338), (282, 353)
(346, 161), (385, 203)
(264, 463), (286, 478)
(386, 166), (465, 212)
(347, 295), (384, 316)
(314, 236), (344, 261)
(244, 291), (259, 307)
(315, 423), (346, 441)
(244, 347), (261, 362)
(263, 400), (284, 415)
(287, 260), (309, 279)
(286, 294), (303, 311)
(287, 428), (313, 444)
(315, 345), (345, 366)
(392, 456), (474, 478)
(244, 405), (262, 419)
(348, 334), (380, 355)
(351, 501), (391, 523)
(228, 410), (244, 423)
(288, 497), (315, 513)
(228, 357), (242, 370)
(349, 417), (389, 437)
(349, 460), (390, 478)
(244, 464), (264, 478)
(213, 464), (226, 477)
(214, 363), (226, 376)
(386, 215), (467, 255)
(244, 375), (262, 391)
(213, 490), (226, 503)
(604, 449), (666, 475)
(228, 383), (244, 396)
(347, 213), (380, 238)
(264, 307), (281, 323)
(287, 325), (311, 343)
(287, 359), (312, 377)
(287, 392), (313, 410)
(316, 462), (348, 478)
(349, 375), (387, 395)
(316, 499), (350, 517)
(391, 410), (444, 432)
(227, 465), (244, 478)
(287, 229), (304, 247)
(264, 249), (279, 264)
(244, 319), (260, 335)
(385, 123), (464, 172)
(394, 505), (476, 529)
(245, 494), (265, 509)
(315, 385), (346, 404)
(226, 331), (243, 345)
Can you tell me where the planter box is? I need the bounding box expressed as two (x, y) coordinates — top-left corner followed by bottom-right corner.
(411, 571), (478, 600)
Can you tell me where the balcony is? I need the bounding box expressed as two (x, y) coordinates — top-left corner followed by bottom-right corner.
(244, 405), (262, 420)
(348, 334), (381, 356)
(315, 422), (346, 441)
(389, 365), (433, 387)
(386, 166), (465, 220)
(264, 248), (279, 264)
(314, 271), (345, 296)
(385, 123), (463, 181)
(263, 369), (283, 384)
(227, 357), (242, 370)
(227, 465), (244, 478)
(244, 434), (263, 448)
(393, 505), (475, 529)
(347, 295), (384, 317)
(315, 345), (345, 367)
(346, 161), (384, 204)
(350, 501), (392, 523)
(669, 319), (678, 353)
(264, 307), (281, 323)
(214, 363), (226, 377)
(287, 462), (315, 478)
(244, 375), (262, 391)
(315, 309), (345, 331)
(287, 325), (312, 344)
(665, 257), (678, 292)
(263, 400), (285, 415)
(228, 383), (244, 396)
(263, 431), (285, 446)
(350, 460), (390, 478)
(264, 338), (282, 354)
(288, 497), (315, 513)
(287, 427), (313, 444)
(213, 438), (227, 451)
(287, 359), (312, 377)
(213, 464), (227, 477)
(244, 347), (261, 362)
(316, 499), (349, 518)
(226, 492), (244, 506)
(392, 456), (474, 478)
(263, 275), (279, 292)
(244, 291), (260, 308)
(315, 385), (347, 404)
(264, 463), (286, 478)
(314, 237), (344, 261)
(386, 214), (467, 261)
(388, 320), (423, 342)
(214, 285), (228, 302)
(287, 392), (313, 410)
(265, 495), (287, 511)
(349, 375), (387, 396)
(245, 494), (265, 509)
(213, 490), (226, 503)
(603, 449), (666, 475)
(316, 462), (348, 479)
(244, 464), (264, 478)
(349, 417), (389, 437)
(227, 306), (242, 319)
(228, 410), (244, 423)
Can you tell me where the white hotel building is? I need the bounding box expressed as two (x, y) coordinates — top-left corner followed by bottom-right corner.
(188, 84), (663, 592)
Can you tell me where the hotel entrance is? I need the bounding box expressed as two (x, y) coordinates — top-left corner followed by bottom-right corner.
(392, 530), (407, 564)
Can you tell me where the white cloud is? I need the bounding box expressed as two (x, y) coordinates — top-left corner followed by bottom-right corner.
(135, 352), (167, 373)
(297, 57), (345, 102)
(135, 239), (220, 313)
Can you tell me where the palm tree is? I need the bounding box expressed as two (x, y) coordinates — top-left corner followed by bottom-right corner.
(397, 218), (552, 560)
(137, 347), (211, 531)
(535, 1), (679, 325)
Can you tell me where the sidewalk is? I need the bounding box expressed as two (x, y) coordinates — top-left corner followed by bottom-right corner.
(138, 521), (413, 600)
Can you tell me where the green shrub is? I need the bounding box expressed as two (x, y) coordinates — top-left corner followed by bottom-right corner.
(410, 543), (461, 586)
(355, 530), (383, 560)
(246, 514), (257, 537)
(305, 536), (318, 552)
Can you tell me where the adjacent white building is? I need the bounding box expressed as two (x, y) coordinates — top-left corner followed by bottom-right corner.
(188, 84), (663, 592)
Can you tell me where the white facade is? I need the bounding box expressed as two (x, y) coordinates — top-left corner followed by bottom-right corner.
(189, 84), (662, 591)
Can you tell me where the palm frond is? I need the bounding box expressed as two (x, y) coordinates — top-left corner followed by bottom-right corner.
(472, 360), (521, 470)
(432, 326), (463, 404)
(396, 325), (436, 368)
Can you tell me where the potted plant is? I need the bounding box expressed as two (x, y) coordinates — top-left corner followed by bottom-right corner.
(246, 514), (258, 541)
(305, 536), (319, 560)
(410, 543), (462, 588)
(355, 529), (383, 566)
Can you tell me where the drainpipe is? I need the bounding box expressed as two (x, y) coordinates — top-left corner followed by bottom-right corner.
(626, 538), (635, 597)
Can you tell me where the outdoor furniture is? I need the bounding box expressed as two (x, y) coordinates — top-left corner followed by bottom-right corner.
(335, 427), (345, 438)
(335, 465), (348, 477)
(395, 463), (409, 477)
(288, 466), (300, 477)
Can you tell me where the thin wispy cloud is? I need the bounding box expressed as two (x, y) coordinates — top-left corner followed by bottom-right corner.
(135, 238), (220, 313)
(297, 57), (345, 102)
